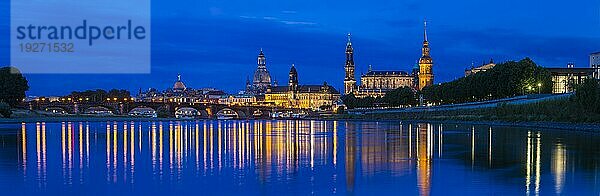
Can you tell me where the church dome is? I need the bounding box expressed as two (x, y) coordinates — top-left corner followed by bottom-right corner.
(253, 68), (271, 84)
(173, 74), (186, 91)
(252, 49), (272, 85)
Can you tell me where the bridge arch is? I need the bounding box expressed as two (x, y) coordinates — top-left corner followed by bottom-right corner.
(175, 107), (201, 119)
(216, 108), (239, 119)
(128, 106), (157, 118)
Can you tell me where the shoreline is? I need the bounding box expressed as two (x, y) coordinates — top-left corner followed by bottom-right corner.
(327, 118), (600, 132)
(1, 116), (599, 132)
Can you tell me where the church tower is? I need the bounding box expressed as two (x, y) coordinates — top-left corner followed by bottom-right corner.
(250, 49), (272, 95)
(289, 64), (298, 92)
(418, 20), (434, 90)
(344, 33), (356, 95)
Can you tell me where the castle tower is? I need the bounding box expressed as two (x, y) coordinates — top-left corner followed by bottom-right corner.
(418, 20), (434, 90)
(344, 33), (357, 95)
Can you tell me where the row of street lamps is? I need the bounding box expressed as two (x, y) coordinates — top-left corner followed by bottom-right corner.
(523, 83), (543, 94)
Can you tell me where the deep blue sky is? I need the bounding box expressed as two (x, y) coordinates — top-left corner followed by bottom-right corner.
(1, 0), (599, 96)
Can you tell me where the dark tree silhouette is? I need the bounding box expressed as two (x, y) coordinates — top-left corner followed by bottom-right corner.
(0, 67), (29, 107)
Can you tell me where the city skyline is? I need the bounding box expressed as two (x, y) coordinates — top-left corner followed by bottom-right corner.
(1, 0), (599, 96)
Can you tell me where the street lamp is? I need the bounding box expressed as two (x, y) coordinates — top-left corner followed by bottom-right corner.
(537, 83), (542, 94)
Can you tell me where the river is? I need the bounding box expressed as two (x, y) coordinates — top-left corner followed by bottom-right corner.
(0, 120), (598, 195)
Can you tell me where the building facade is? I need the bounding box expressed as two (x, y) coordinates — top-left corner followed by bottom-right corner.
(246, 49), (273, 95)
(547, 65), (596, 94)
(590, 52), (600, 80)
(265, 64), (341, 110)
(218, 95), (257, 106)
(137, 74), (226, 104)
(357, 69), (415, 97)
(465, 59), (496, 76)
(344, 21), (433, 97)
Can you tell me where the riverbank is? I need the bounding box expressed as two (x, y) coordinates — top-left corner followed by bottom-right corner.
(324, 117), (600, 132)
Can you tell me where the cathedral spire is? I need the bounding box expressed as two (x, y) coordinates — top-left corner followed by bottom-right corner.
(343, 33), (357, 95)
(423, 19), (428, 42)
(418, 19), (434, 90)
(347, 33), (352, 46)
(421, 19), (430, 57)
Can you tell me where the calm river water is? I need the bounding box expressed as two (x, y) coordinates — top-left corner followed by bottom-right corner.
(0, 120), (598, 195)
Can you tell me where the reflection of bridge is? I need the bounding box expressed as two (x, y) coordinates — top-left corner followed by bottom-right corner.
(27, 101), (307, 118)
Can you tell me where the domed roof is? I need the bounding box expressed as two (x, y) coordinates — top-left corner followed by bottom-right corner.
(253, 50), (271, 85)
(253, 68), (271, 84)
(173, 74), (186, 90)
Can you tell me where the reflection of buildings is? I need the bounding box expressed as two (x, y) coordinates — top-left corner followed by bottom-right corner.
(465, 59), (495, 76)
(525, 131), (542, 196)
(137, 74), (226, 103)
(265, 64), (341, 110)
(416, 124), (432, 196)
(27, 121), (588, 195)
(551, 142), (566, 194)
(344, 21), (434, 97)
(345, 122), (357, 192)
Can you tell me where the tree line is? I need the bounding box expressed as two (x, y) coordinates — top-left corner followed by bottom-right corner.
(65, 89), (131, 102)
(421, 58), (552, 104)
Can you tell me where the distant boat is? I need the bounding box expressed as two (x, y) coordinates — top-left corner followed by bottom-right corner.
(270, 111), (307, 119)
(216, 108), (238, 120)
(253, 110), (263, 117)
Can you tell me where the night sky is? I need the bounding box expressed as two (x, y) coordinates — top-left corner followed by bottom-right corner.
(1, 0), (599, 96)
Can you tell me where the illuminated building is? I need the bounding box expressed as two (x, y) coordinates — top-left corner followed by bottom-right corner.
(344, 21), (433, 97)
(591, 52), (600, 79)
(246, 49), (273, 95)
(218, 95), (257, 106)
(465, 59), (495, 76)
(418, 20), (434, 90)
(265, 64), (341, 110)
(137, 74), (226, 103)
(547, 63), (595, 94)
(343, 34), (357, 95)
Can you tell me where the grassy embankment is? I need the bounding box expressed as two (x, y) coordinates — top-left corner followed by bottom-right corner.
(335, 97), (600, 123)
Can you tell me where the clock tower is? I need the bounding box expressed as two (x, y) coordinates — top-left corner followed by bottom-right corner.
(418, 20), (434, 90)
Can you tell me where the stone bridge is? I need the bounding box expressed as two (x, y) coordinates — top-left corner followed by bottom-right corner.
(27, 101), (304, 119)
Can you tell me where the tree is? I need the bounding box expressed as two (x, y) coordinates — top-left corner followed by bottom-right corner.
(0, 102), (11, 118)
(67, 89), (130, 102)
(383, 87), (417, 107)
(574, 79), (600, 113)
(0, 67), (29, 107)
(421, 58), (552, 104)
(341, 93), (380, 109)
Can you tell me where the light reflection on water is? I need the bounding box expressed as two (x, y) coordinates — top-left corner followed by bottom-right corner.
(1, 120), (599, 195)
